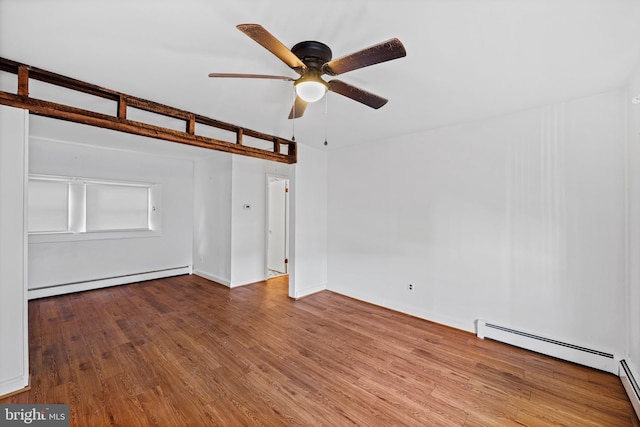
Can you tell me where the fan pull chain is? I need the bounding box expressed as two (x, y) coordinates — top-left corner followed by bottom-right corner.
(324, 93), (328, 146)
(291, 87), (296, 142)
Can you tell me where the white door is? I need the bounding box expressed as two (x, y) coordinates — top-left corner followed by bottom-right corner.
(267, 179), (288, 274)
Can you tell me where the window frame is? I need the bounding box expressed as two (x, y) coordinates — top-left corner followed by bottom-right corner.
(28, 174), (162, 243)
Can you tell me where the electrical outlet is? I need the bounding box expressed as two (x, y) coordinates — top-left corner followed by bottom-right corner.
(407, 283), (414, 291)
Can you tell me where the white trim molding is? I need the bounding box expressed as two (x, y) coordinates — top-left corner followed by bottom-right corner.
(28, 266), (190, 299)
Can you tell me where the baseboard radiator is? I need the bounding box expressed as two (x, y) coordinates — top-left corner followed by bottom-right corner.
(476, 320), (618, 374)
(28, 266), (191, 300)
(620, 359), (640, 419)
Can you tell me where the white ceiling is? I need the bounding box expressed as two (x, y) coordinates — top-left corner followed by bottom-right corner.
(2, 0), (640, 153)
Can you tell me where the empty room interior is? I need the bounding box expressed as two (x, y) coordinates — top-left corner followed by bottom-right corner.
(2, 0), (640, 425)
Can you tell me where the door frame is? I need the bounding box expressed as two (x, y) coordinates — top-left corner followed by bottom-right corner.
(265, 173), (289, 278)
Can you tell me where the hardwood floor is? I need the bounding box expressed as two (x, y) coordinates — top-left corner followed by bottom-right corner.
(2, 275), (638, 426)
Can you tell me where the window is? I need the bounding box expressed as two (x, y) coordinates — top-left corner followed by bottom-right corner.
(86, 183), (149, 231)
(28, 178), (70, 233)
(28, 175), (160, 241)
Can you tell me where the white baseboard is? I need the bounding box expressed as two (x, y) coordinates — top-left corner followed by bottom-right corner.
(327, 284), (473, 333)
(294, 283), (326, 299)
(28, 266), (191, 299)
(0, 374), (29, 399)
(192, 270), (230, 287)
(620, 359), (640, 420)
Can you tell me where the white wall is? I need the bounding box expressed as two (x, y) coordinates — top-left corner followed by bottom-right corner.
(230, 155), (291, 287)
(28, 137), (194, 293)
(193, 152), (233, 285)
(193, 153), (291, 288)
(289, 143), (328, 298)
(192, 145), (328, 297)
(328, 90), (626, 356)
(627, 64), (640, 380)
(0, 106), (29, 396)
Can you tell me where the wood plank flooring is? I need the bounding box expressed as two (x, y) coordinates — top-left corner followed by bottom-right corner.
(2, 274), (638, 426)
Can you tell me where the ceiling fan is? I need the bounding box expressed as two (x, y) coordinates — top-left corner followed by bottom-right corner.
(208, 24), (407, 119)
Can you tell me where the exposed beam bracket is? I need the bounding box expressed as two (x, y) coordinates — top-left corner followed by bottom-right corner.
(186, 114), (195, 135)
(17, 65), (29, 96)
(237, 128), (243, 146)
(117, 95), (127, 119)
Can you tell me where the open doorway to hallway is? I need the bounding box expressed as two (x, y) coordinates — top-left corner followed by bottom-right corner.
(266, 176), (289, 279)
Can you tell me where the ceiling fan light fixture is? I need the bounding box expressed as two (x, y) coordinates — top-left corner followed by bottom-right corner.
(295, 77), (327, 103)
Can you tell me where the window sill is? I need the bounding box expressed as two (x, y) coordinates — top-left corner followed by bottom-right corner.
(29, 229), (161, 244)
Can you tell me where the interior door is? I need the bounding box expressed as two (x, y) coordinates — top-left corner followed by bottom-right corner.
(267, 179), (287, 274)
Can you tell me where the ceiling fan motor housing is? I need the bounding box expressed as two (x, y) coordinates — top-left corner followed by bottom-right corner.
(291, 41), (332, 70)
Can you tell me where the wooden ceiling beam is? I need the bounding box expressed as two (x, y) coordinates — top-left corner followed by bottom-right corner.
(0, 91), (292, 162)
(0, 57), (296, 164)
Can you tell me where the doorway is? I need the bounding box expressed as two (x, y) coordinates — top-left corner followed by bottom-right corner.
(266, 176), (289, 278)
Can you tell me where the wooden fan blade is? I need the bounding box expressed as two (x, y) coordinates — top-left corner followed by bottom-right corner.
(208, 73), (294, 81)
(322, 38), (406, 76)
(237, 24), (307, 72)
(288, 96), (308, 119)
(328, 80), (388, 109)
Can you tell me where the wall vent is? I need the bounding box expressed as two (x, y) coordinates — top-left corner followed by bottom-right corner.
(477, 320), (618, 374)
